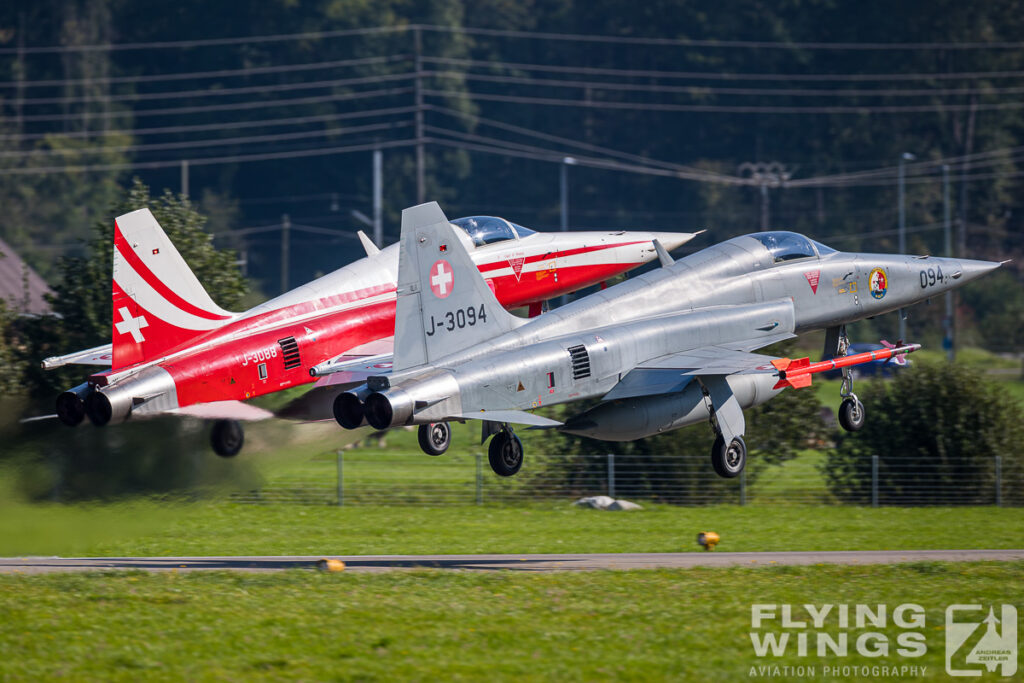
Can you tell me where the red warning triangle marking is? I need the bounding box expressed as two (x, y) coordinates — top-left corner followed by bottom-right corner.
(804, 270), (820, 294)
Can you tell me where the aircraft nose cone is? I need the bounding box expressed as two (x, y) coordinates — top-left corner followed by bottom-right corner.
(954, 258), (1005, 284)
(650, 232), (698, 252)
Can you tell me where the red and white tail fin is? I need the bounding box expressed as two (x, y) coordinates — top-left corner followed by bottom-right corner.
(112, 208), (235, 370)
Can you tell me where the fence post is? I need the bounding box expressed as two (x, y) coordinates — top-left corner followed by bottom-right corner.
(336, 451), (344, 507)
(995, 455), (1002, 507)
(607, 454), (616, 498)
(739, 466), (747, 506)
(475, 453), (483, 505)
(871, 454), (879, 508)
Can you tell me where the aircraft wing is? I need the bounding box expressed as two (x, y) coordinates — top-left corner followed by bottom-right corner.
(41, 343), (113, 369)
(169, 401), (274, 421)
(602, 332), (793, 402)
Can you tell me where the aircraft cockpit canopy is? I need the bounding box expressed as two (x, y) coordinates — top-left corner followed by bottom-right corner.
(451, 216), (537, 247)
(751, 231), (835, 262)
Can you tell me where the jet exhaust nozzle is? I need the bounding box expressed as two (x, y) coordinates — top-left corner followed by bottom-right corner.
(333, 392), (367, 429)
(56, 382), (92, 426)
(84, 389), (125, 426)
(363, 389), (414, 430)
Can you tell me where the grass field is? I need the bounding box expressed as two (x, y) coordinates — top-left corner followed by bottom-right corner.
(0, 562), (1020, 681)
(1, 502), (1023, 558)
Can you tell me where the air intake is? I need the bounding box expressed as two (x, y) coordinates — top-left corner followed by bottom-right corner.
(567, 344), (591, 380)
(278, 337), (302, 370)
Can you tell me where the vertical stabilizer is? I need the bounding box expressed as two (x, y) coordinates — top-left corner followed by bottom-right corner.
(112, 208), (236, 369)
(392, 202), (522, 371)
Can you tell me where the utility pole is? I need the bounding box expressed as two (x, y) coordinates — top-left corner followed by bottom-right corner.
(414, 27), (425, 205)
(560, 156), (576, 233)
(942, 164), (954, 361)
(373, 147), (383, 247)
(737, 162), (792, 231)
(14, 13), (24, 132)
(897, 151), (915, 343)
(180, 159), (189, 198)
(281, 213), (291, 294)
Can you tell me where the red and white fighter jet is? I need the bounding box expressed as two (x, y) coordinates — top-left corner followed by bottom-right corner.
(43, 209), (697, 455)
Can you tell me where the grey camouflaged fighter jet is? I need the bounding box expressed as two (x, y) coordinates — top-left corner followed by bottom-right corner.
(332, 202), (1003, 478)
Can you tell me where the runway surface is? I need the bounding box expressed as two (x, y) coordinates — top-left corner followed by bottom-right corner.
(1, 549), (1021, 574)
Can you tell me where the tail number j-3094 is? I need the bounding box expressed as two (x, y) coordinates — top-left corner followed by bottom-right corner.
(426, 304), (488, 336)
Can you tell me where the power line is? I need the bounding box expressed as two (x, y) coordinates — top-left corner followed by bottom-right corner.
(423, 88), (1024, 114)
(0, 105), (420, 142)
(425, 104), (738, 181)
(0, 137), (417, 175)
(421, 25), (1024, 51)
(17, 86), (413, 122)
(15, 72), (415, 106)
(0, 120), (412, 159)
(421, 56), (1024, 84)
(425, 130), (750, 185)
(427, 69), (1024, 99)
(0, 25), (405, 55)
(8, 23), (1024, 54)
(0, 54), (409, 89)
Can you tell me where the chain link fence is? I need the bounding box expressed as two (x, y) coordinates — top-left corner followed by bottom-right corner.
(229, 452), (1022, 507)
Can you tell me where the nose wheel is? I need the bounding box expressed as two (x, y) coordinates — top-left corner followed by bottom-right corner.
(710, 434), (746, 478)
(487, 426), (524, 477)
(417, 421), (452, 455)
(828, 324), (867, 433)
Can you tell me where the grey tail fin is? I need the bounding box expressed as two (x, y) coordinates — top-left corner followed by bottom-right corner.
(392, 202), (523, 372)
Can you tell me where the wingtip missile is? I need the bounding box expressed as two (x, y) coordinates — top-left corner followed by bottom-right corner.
(772, 343), (922, 390)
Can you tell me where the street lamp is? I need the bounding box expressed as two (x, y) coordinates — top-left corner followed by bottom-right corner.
(560, 156), (577, 233)
(898, 152), (915, 342)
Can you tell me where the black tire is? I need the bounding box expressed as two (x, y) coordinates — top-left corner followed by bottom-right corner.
(418, 422), (451, 456)
(710, 434), (746, 478)
(211, 419), (244, 457)
(838, 398), (866, 432)
(488, 431), (524, 477)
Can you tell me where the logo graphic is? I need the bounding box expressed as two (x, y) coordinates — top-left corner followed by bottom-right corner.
(114, 306), (149, 343)
(429, 260), (454, 298)
(804, 270), (821, 294)
(869, 267), (888, 300)
(507, 252), (526, 281)
(946, 604), (1017, 677)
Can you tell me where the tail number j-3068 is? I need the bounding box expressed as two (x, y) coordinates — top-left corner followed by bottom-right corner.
(426, 304), (488, 336)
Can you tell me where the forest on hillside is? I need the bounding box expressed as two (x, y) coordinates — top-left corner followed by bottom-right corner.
(1, 0), (1022, 354)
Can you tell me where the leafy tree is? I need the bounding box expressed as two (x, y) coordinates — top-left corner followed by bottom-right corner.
(12, 178), (247, 404)
(4, 180), (249, 501)
(823, 362), (1024, 505)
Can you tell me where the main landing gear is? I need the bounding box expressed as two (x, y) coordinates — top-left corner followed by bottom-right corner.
(829, 325), (866, 433)
(211, 419), (244, 457)
(417, 422), (452, 456)
(487, 425), (524, 477)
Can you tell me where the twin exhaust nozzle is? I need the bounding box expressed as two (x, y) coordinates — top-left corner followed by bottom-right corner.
(333, 389), (412, 430)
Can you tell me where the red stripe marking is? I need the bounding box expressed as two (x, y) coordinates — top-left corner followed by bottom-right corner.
(476, 241), (647, 274)
(114, 222), (231, 322)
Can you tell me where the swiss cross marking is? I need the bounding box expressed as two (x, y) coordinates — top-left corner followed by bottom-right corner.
(430, 260), (454, 298)
(115, 306), (149, 343)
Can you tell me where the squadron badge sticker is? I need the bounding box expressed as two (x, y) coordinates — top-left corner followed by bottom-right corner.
(869, 267), (888, 300)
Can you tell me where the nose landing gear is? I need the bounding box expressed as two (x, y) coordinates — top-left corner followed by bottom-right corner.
(828, 325), (866, 433)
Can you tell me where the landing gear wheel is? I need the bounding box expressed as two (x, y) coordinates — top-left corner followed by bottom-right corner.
(838, 398), (866, 432)
(488, 431), (524, 477)
(418, 422), (451, 456)
(211, 419), (244, 457)
(710, 434), (746, 478)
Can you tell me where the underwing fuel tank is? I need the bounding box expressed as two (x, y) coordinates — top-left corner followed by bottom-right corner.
(560, 372), (782, 442)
